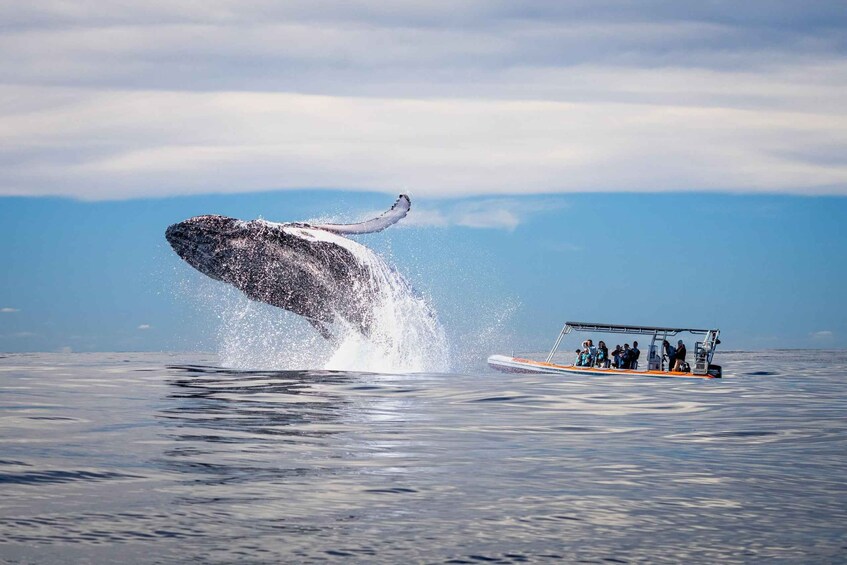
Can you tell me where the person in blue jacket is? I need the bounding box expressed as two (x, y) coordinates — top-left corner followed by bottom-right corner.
(577, 340), (589, 366)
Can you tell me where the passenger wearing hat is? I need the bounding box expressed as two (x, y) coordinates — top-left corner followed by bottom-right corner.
(672, 339), (687, 372)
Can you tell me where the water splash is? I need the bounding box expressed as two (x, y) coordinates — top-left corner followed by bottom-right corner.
(449, 297), (521, 373)
(195, 226), (449, 373)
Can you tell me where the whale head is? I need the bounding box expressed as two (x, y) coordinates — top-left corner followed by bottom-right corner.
(165, 215), (247, 282)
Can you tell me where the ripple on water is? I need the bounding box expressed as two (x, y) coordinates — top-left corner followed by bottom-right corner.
(0, 351), (846, 563)
(0, 470), (144, 486)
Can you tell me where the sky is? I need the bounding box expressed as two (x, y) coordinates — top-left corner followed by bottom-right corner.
(1, 1), (846, 354)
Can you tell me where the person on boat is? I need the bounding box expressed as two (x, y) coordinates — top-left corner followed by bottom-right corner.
(579, 347), (591, 367)
(612, 345), (622, 368)
(673, 340), (687, 372)
(621, 343), (631, 369)
(578, 341), (589, 366)
(663, 340), (675, 371)
(586, 339), (597, 366)
(630, 341), (640, 370)
(596, 341), (609, 368)
(573, 349), (582, 366)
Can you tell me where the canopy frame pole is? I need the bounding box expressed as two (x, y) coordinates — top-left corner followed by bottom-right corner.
(648, 330), (659, 371)
(545, 324), (572, 363)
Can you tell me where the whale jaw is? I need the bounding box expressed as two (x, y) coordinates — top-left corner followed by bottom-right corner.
(166, 215), (257, 283)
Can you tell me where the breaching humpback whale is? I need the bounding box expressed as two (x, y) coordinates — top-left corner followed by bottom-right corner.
(165, 194), (411, 339)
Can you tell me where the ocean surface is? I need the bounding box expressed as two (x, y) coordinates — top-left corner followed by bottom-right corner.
(1, 350), (846, 564)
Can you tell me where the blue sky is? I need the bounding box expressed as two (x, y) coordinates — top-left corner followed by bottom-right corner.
(1, 1), (846, 353)
(1, 191), (845, 352)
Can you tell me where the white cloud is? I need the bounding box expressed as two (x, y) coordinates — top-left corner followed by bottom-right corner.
(0, 1), (845, 200)
(2, 84), (845, 200)
(810, 330), (834, 340)
(0, 307), (19, 313)
(403, 198), (564, 230)
(137, 324), (152, 330)
(455, 209), (520, 231)
(400, 208), (450, 228)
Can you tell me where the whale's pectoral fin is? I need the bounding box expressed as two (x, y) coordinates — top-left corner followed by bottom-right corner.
(308, 318), (333, 340)
(312, 194), (411, 235)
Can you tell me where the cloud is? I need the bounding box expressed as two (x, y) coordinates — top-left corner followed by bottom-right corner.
(400, 208), (449, 228)
(4, 332), (36, 338)
(810, 330), (834, 340)
(403, 198), (564, 230)
(0, 1), (845, 200)
(456, 209), (521, 231)
(137, 324), (152, 330)
(3, 83), (845, 200)
(1, 307), (19, 313)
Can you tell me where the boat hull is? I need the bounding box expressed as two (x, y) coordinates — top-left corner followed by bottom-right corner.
(487, 354), (716, 379)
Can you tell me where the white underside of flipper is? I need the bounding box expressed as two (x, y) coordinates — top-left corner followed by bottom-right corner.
(310, 194), (411, 235)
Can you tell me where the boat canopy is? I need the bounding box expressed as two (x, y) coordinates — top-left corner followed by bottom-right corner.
(562, 321), (712, 336)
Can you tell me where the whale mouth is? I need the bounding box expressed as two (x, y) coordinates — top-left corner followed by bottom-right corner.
(166, 215), (244, 279)
(167, 216), (236, 249)
(165, 222), (201, 261)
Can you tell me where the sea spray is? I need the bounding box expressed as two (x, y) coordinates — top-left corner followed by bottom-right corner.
(448, 298), (521, 372)
(200, 226), (449, 372)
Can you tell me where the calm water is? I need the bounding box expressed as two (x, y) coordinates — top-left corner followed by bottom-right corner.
(1, 351), (846, 563)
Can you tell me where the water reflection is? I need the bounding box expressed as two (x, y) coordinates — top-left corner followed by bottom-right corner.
(163, 365), (353, 437)
(159, 365), (363, 490)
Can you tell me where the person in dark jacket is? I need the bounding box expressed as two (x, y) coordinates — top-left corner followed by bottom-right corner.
(673, 340), (687, 372)
(596, 341), (609, 368)
(621, 343), (631, 369)
(630, 341), (640, 370)
(663, 340), (675, 371)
